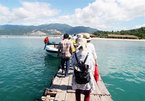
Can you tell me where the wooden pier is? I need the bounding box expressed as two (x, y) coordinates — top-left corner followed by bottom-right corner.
(40, 67), (113, 101)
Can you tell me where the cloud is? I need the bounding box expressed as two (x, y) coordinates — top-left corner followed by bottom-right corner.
(13, 2), (59, 20)
(0, 0), (145, 31)
(135, 24), (145, 29)
(64, 0), (145, 30)
(49, 0), (145, 31)
(0, 4), (12, 24)
(0, 2), (60, 24)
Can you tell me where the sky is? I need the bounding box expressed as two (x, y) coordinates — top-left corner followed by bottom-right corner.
(0, 0), (145, 31)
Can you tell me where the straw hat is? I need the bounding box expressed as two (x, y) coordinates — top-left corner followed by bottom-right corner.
(76, 38), (87, 50)
(82, 33), (91, 41)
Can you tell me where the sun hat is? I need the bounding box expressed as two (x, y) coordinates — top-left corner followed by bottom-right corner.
(82, 33), (91, 41)
(76, 38), (87, 50)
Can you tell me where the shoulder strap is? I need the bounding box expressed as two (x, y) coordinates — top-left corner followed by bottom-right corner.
(75, 52), (89, 64)
(75, 52), (79, 63)
(84, 53), (89, 63)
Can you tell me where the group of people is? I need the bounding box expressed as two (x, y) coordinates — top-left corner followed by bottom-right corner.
(57, 33), (99, 101)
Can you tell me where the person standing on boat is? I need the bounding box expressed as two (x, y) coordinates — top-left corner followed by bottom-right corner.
(44, 37), (50, 49)
(57, 33), (73, 77)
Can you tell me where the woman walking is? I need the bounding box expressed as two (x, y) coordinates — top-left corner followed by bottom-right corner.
(71, 38), (98, 101)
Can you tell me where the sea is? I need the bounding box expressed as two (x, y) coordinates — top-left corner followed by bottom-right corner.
(0, 36), (145, 101)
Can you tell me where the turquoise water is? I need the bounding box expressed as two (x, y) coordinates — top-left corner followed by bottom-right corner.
(0, 37), (61, 101)
(91, 39), (145, 101)
(0, 37), (145, 101)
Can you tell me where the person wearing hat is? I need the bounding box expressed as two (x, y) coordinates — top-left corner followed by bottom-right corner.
(83, 33), (98, 65)
(71, 38), (96, 101)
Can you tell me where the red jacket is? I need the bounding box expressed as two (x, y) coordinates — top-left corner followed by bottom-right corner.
(44, 37), (49, 44)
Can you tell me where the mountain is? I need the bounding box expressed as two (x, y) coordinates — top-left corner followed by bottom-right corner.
(0, 24), (98, 35)
(67, 26), (98, 34)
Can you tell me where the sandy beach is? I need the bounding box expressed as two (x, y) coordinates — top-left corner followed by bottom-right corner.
(92, 37), (145, 42)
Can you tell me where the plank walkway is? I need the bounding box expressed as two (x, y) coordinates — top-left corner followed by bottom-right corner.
(41, 67), (113, 101)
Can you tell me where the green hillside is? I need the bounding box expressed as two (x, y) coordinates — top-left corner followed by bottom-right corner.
(0, 24), (97, 35)
(93, 27), (145, 39)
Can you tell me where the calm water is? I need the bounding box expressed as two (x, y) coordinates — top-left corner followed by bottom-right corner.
(0, 37), (145, 101)
(0, 37), (61, 101)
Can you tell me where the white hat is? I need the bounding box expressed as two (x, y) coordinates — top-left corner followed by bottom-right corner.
(83, 33), (91, 41)
(76, 38), (87, 50)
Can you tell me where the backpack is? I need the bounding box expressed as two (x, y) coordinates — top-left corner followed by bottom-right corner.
(74, 52), (90, 84)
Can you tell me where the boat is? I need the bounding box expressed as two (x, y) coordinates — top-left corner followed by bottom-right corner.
(45, 44), (59, 57)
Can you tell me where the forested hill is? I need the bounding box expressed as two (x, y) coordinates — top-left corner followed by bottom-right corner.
(93, 27), (145, 39)
(0, 24), (98, 35)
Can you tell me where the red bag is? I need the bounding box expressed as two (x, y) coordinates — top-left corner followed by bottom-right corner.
(94, 64), (99, 82)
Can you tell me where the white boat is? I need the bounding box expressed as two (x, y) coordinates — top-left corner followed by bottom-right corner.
(45, 44), (58, 57)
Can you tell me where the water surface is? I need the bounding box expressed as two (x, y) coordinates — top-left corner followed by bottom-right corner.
(0, 37), (145, 101)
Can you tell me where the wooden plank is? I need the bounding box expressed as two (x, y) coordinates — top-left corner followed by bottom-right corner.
(65, 93), (76, 101)
(90, 95), (101, 101)
(92, 81), (102, 95)
(43, 66), (112, 101)
(104, 96), (113, 101)
(100, 96), (107, 101)
(97, 81), (110, 96)
(67, 68), (74, 93)
(67, 74), (73, 90)
(54, 91), (66, 101)
(59, 76), (69, 90)
(49, 69), (63, 91)
(100, 96), (112, 101)
(49, 77), (63, 91)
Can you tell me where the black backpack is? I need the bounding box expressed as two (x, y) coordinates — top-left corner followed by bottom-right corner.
(74, 52), (90, 84)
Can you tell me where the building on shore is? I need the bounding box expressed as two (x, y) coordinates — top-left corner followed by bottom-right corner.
(107, 34), (138, 39)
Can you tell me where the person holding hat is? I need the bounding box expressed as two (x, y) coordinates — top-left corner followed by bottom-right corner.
(71, 38), (96, 101)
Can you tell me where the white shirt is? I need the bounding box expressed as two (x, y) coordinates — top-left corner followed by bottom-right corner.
(87, 42), (97, 71)
(71, 49), (96, 91)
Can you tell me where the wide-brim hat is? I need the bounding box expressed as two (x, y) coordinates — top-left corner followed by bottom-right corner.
(76, 38), (87, 50)
(77, 33), (91, 41)
(82, 33), (91, 41)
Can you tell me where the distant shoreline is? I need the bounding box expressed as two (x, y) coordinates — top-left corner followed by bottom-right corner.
(0, 35), (145, 42)
(92, 37), (145, 42)
(0, 35), (61, 39)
